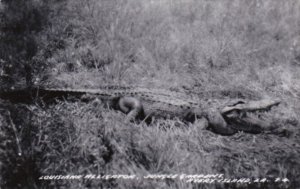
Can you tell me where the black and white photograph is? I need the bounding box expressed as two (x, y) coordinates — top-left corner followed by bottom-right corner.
(0, 0), (300, 188)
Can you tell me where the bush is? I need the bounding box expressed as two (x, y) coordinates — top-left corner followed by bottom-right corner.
(0, 0), (49, 88)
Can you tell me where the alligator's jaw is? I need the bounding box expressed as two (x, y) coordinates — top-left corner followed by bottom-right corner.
(221, 98), (281, 133)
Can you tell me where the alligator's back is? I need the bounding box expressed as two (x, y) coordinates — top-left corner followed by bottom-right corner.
(0, 86), (201, 112)
(42, 86), (205, 119)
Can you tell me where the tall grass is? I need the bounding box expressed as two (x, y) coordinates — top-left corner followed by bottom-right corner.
(40, 0), (300, 92)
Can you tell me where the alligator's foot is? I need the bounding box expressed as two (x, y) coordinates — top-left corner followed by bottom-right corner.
(193, 117), (209, 130)
(205, 108), (237, 135)
(118, 97), (143, 123)
(191, 108), (237, 135)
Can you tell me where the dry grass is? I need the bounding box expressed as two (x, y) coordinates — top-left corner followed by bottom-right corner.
(1, 0), (300, 188)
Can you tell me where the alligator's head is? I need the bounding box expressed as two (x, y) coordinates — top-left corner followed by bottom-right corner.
(220, 98), (281, 133)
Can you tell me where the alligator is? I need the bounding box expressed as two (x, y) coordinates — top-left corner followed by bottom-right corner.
(0, 86), (281, 135)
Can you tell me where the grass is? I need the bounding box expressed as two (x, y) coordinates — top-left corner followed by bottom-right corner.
(1, 0), (300, 188)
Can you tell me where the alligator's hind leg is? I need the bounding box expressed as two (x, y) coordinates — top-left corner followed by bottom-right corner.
(118, 97), (143, 123)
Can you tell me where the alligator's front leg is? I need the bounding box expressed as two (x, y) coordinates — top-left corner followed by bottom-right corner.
(118, 97), (143, 123)
(191, 108), (237, 135)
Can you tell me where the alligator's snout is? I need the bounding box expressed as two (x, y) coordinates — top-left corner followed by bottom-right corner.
(221, 98), (281, 115)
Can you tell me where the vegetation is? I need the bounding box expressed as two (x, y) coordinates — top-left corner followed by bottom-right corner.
(0, 0), (300, 188)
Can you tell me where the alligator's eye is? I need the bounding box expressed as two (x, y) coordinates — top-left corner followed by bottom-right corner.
(229, 100), (246, 106)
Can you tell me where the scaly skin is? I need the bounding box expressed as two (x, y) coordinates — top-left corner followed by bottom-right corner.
(0, 86), (281, 135)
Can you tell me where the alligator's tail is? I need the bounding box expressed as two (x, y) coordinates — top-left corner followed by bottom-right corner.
(0, 87), (87, 103)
